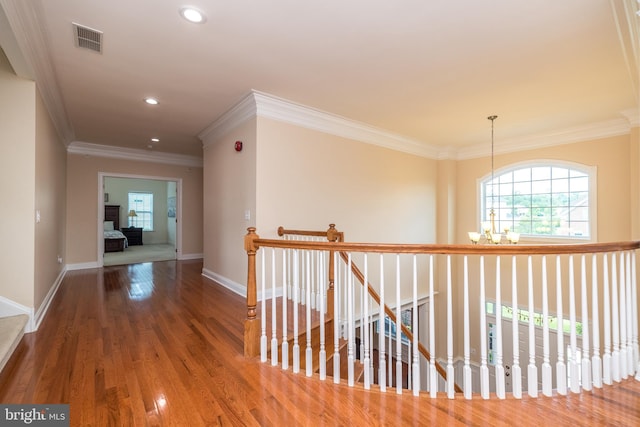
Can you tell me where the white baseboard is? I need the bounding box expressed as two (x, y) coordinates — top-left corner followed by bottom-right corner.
(66, 261), (99, 271)
(200, 268), (282, 300)
(201, 268), (246, 297)
(33, 267), (66, 331)
(179, 253), (203, 260)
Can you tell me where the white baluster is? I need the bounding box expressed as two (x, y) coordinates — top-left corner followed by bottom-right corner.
(396, 254), (403, 394)
(305, 251), (313, 377)
(479, 256), (489, 399)
(527, 256), (538, 397)
(556, 255), (567, 395)
(363, 255), (371, 390)
(632, 253), (640, 381)
(603, 253), (612, 385)
(319, 251), (326, 380)
(260, 249), (267, 362)
(495, 256), (505, 399)
(625, 252), (634, 377)
(271, 248), (279, 366)
(287, 237), (292, 299)
(379, 254), (386, 392)
(360, 260), (365, 366)
(568, 255), (579, 393)
(429, 255), (437, 398)
(412, 255), (420, 396)
(389, 316), (393, 388)
(591, 254), (602, 388)
(619, 252), (628, 379)
(463, 256), (472, 399)
(348, 254), (355, 387)
(511, 256), (522, 398)
(282, 248), (289, 370)
(541, 256), (552, 396)
(293, 250), (300, 374)
(580, 255), (592, 390)
(612, 253), (620, 382)
(447, 255), (455, 399)
(300, 242), (306, 307)
(333, 252), (340, 384)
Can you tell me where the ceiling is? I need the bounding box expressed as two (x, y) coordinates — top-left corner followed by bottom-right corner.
(1, 0), (638, 160)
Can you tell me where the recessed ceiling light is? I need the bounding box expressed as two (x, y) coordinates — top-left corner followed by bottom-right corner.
(151, 138), (160, 142)
(144, 97), (159, 105)
(180, 7), (206, 23)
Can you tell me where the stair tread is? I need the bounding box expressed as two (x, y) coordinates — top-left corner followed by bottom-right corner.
(0, 314), (29, 373)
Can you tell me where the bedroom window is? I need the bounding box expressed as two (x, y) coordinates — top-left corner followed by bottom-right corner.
(128, 192), (154, 231)
(480, 162), (595, 239)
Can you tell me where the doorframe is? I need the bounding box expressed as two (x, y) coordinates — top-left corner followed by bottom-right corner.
(97, 172), (183, 267)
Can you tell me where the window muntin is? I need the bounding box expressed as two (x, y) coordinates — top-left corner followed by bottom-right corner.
(481, 163), (592, 239)
(128, 192), (154, 231)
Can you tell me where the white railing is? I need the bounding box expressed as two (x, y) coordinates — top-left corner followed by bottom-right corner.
(244, 227), (640, 399)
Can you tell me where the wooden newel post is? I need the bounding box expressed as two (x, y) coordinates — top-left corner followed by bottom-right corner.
(244, 227), (260, 357)
(326, 224), (340, 327)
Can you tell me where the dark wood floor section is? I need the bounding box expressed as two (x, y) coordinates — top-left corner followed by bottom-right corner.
(1, 260), (639, 426)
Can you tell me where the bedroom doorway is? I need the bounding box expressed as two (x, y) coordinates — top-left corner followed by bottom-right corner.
(98, 173), (181, 267)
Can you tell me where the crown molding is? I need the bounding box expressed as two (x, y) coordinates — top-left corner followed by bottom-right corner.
(252, 90), (440, 158)
(200, 90), (440, 158)
(455, 116), (633, 160)
(0, 0), (75, 144)
(621, 107), (640, 127)
(198, 92), (257, 147)
(67, 141), (203, 168)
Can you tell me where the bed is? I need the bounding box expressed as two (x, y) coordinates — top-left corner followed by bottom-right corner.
(104, 205), (128, 253)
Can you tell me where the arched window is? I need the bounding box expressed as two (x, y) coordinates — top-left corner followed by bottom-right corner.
(480, 162), (595, 239)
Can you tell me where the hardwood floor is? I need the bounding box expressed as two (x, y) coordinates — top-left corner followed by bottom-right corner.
(1, 260), (639, 426)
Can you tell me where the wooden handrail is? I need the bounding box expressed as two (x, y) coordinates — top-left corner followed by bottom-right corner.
(337, 250), (463, 393)
(252, 239), (640, 255)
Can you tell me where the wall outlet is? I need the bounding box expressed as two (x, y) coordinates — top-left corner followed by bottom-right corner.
(57, 255), (63, 264)
(244, 209), (251, 221)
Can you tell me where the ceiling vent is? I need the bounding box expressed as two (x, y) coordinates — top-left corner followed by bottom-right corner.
(72, 23), (103, 53)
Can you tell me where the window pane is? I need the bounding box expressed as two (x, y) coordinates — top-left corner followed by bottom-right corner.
(128, 192), (154, 231)
(513, 181), (531, 195)
(513, 168), (531, 182)
(570, 176), (589, 192)
(552, 178), (569, 193)
(532, 167), (551, 180)
(481, 164), (591, 238)
(531, 179), (551, 194)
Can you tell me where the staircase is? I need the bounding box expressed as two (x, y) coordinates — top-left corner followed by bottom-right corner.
(0, 314), (28, 374)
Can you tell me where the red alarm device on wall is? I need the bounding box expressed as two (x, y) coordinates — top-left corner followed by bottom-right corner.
(235, 141), (243, 151)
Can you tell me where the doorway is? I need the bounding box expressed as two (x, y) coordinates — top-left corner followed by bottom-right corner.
(98, 173), (182, 267)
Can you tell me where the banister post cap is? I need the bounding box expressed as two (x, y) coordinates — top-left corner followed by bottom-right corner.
(244, 227), (260, 252)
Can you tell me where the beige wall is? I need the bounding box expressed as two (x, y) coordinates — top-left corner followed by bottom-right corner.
(256, 118), (437, 244)
(202, 119), (257, 285)
(66, 154), (203, 264)
(0, 48), (36, 308)
(34, 88), (67, 309)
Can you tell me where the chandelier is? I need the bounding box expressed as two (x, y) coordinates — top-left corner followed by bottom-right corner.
(468, 115), (519, 244)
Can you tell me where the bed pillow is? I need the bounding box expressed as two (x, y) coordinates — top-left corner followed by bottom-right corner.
(104, 221), (114, 231)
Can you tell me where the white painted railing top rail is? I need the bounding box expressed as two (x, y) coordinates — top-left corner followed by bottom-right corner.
(244, 226), (640, 399)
